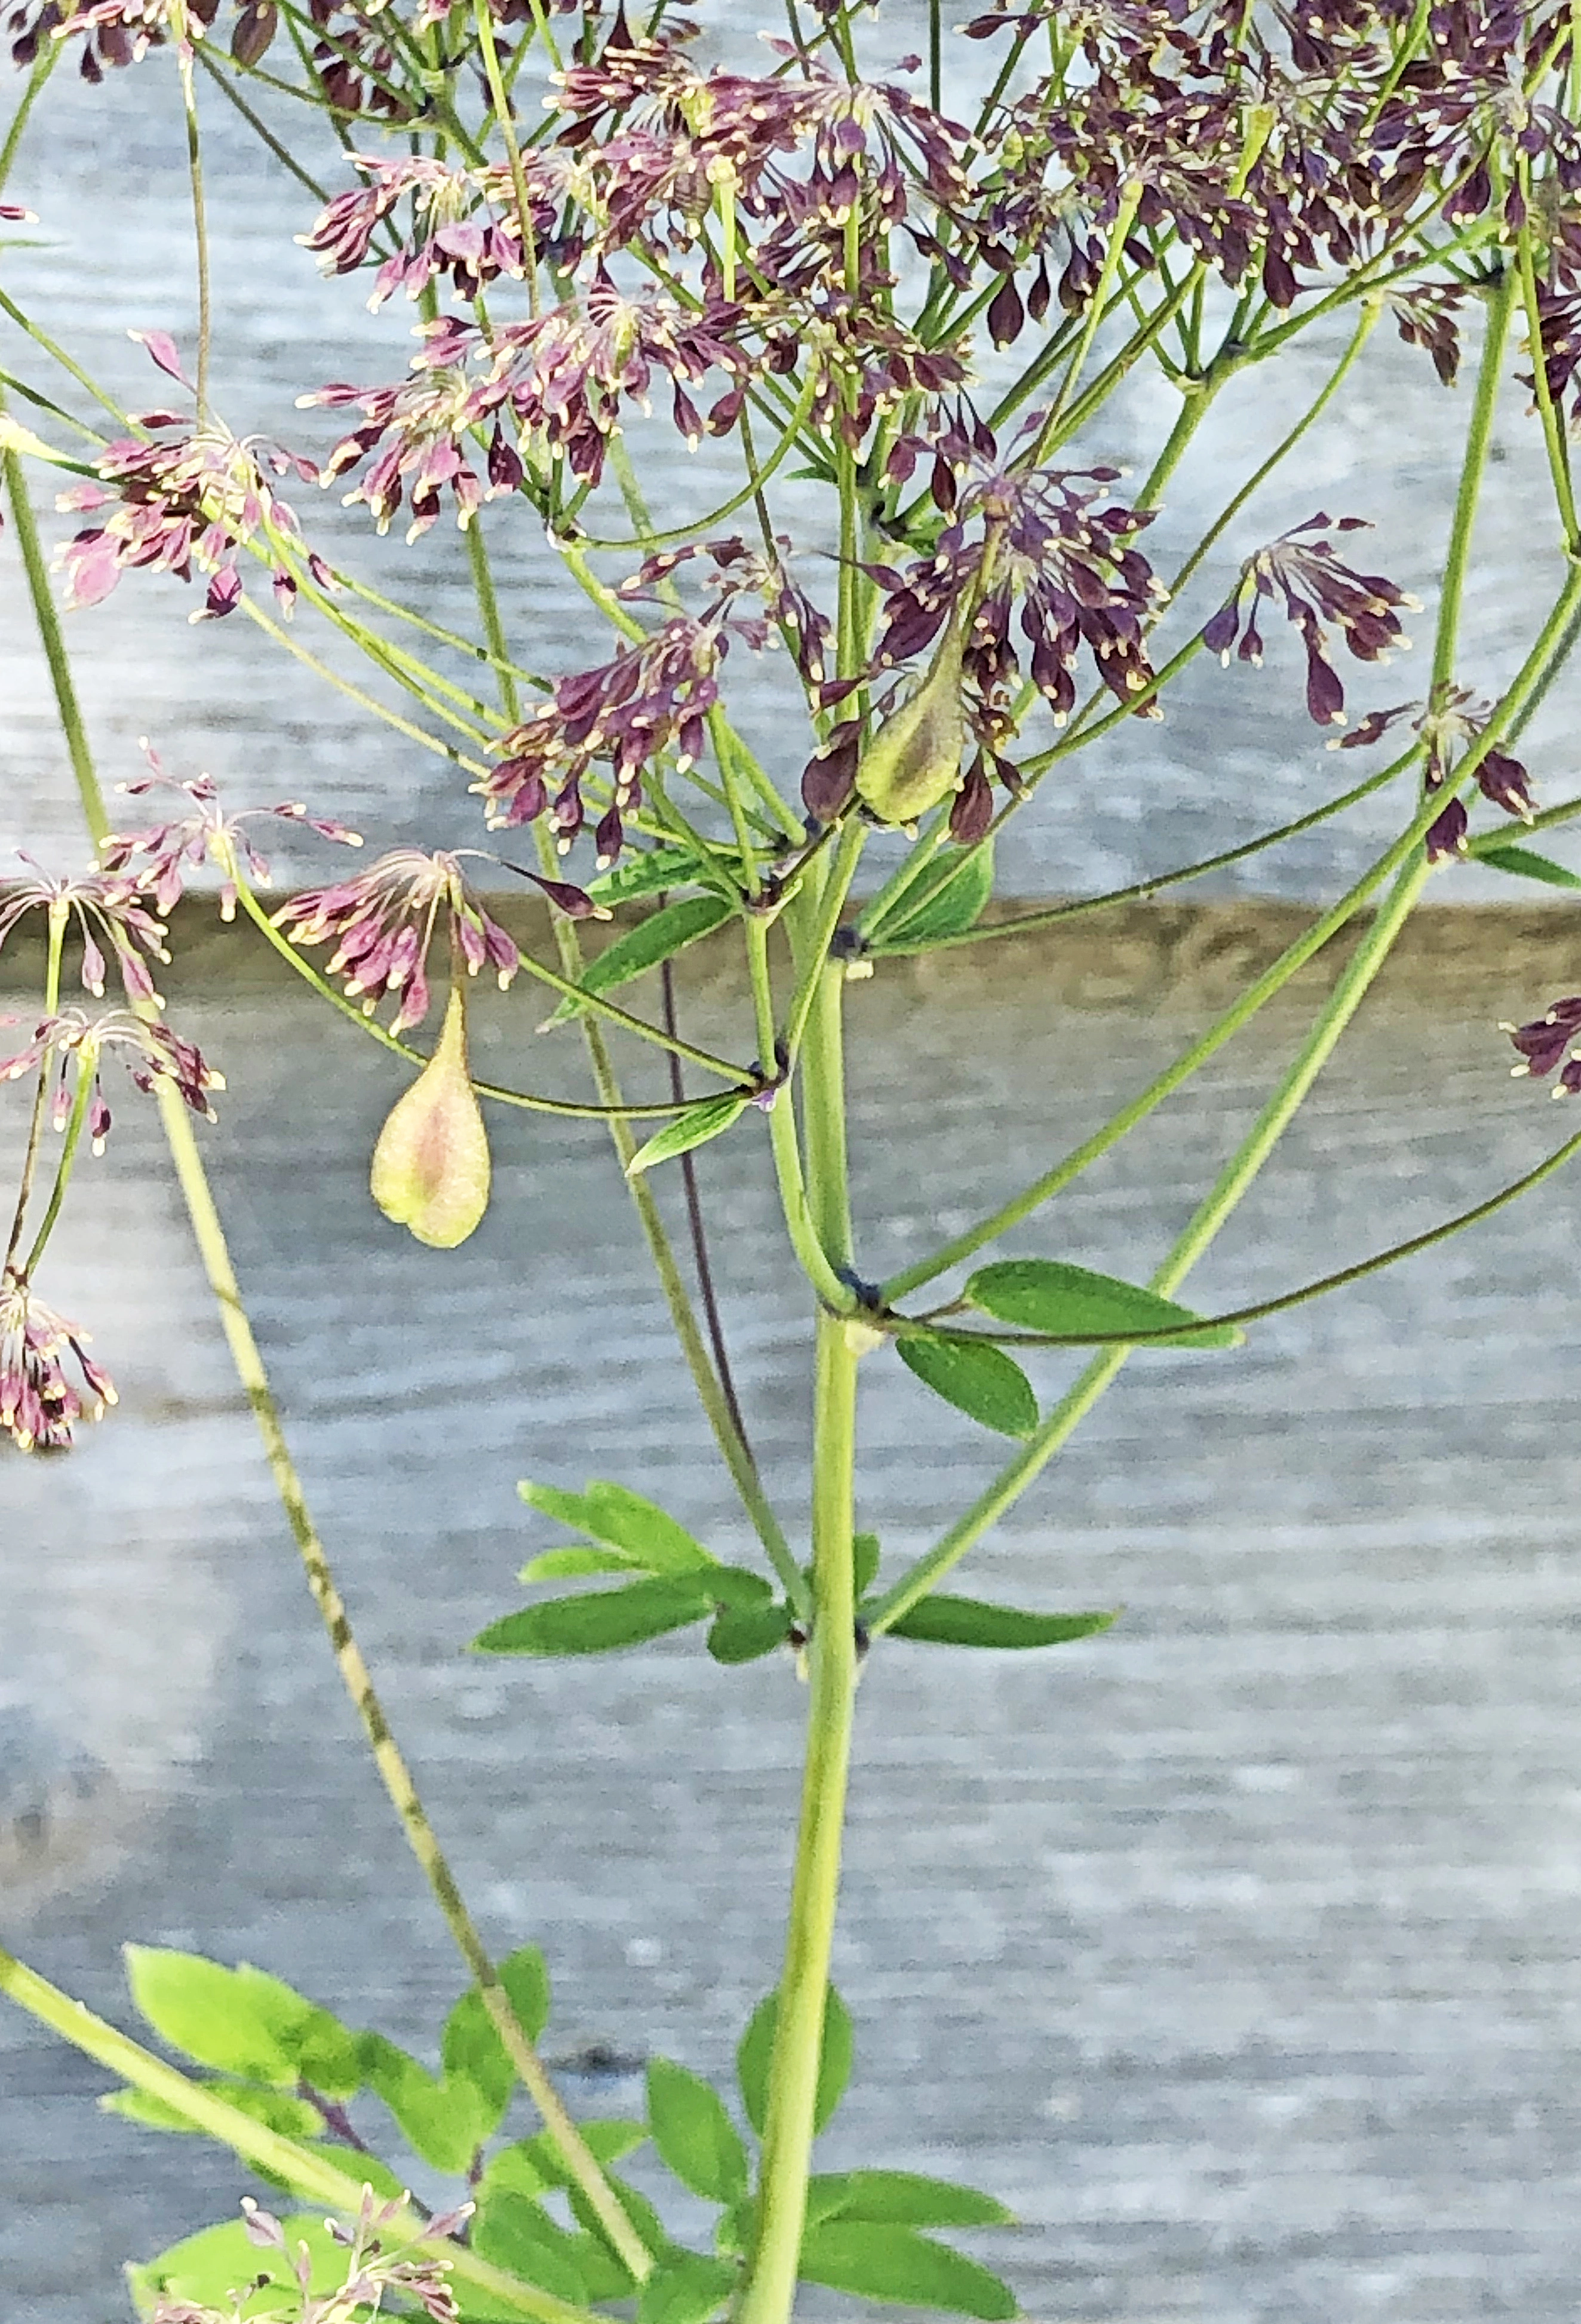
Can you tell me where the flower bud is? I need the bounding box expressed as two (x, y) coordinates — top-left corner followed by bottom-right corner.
(854, 616), (968, 829)
(370, 983), (491, 1248)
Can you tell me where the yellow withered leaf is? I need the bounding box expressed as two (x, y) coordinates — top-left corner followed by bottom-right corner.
(370, 982), (492, 1248)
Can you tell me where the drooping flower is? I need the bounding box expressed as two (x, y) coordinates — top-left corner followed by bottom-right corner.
(0, 1005), (225, 1148)
(1506, 995), (1581, 1095)
(0, 1272), (116, 1453)
(480, 607), (753, 861)
(56, 337), (322, 617)
(297, 152), (547, 311)
(272, 848), (528, 1033)
(102, 746), (361, 918)
(0, 858), (171, 1006)
(1201, 515), (1417, 729)
(1334, 683), (1534, 859)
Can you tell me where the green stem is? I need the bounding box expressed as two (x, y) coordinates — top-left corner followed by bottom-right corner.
(1436, 266), (1519, 690)
(2, 901), (65, 1276)
(0, 41), (54, 191)
(153, 1075), (652, 2282)
(1, 443), (109, 839)
(738, 1287), (859, 2324)
(176, 29), (213, 419)
(940, 1121), (1581, 1347)
(1166, 297), (1382, 602)
(236, 594), (495, 776)
(0, 1945), (601, 2324)
(1514, 201), (1579, 548)
(21, 1051), (93, 1277)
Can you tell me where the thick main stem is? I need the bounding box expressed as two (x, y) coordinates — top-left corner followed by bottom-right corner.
(739, 956), (859, 2324)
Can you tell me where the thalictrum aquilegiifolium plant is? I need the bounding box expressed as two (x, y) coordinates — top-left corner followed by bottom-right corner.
(8, 0), (1581, 2317)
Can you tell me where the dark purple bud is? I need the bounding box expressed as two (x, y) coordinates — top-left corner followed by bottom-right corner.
(1304, 644), (1346, 726)
(948, 757), (994, 845)
(201, 565), (243, 619)
(1476, 747), (1534, 819)
(987, 273), (1024, 348)
(1026, 259), (1051, 326)
(231, 0), (278, 65)
(1261, 249), (1298, 309)
(1202, 600), (1241, 659)
(802, 721), (860, 822)
(129, 329), (189, 385)
(931, 453), (957, 513)
(1425, 797), (1469, 861)
(525, 872), (607, 920)
(487, 427), (524, 492)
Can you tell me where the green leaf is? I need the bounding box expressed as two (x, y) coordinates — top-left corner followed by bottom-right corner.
(586, 844), (710, 905)
(887, 1595), (1117, 1650)
(520, 1544), (639, 1583)
(898, 1334), (1038, 1438)
(545, 895), (734, 1024)
(518, 1479), (717, 1575)
(647, 2057), (750, 2203)
(963, 1259), (1239, 1349)
(441, 1947), (552, 2124)
(708, 1598), (792, 1664)
(1476, 842), (1581, 889)
(472, 2189), (593, 2305)
(124, 1948), (337, 2090)
(737, 1985), (852, 2140)
(883, 839), (995, 945)
(102, 2081), (326, 2140)
(627, 1094), (748, 1177)
(638, 2249), (739, 2324)
(799, 2223), (1017, 2320)
(806, 2171), (1014, 2229)
(854, 1531), (882, 1598)
(474, 1576), (717, 1657)
(127, 2214), (349, 2321)
(710, 1564), (776, 1609)
(361, 2031), (493, 2172)
(582, 1482), (719, 1573)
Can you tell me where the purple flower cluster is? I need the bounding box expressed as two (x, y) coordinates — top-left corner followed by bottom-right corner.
(1336, 684), (1535, 861)
(0, 859), (171, 1008)
(56, 336), (322, 618)
(272, 848), (524, 1033)
(102, 750), (361, 918)
(1507, 996), (1581, 1096)
(298, 153), (547, 309)
(0, 1005), (224, 1146)
(0, 1274), (116, 1453)
(480, 611), (739, 860)
(1202, 517), (1416, 729)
